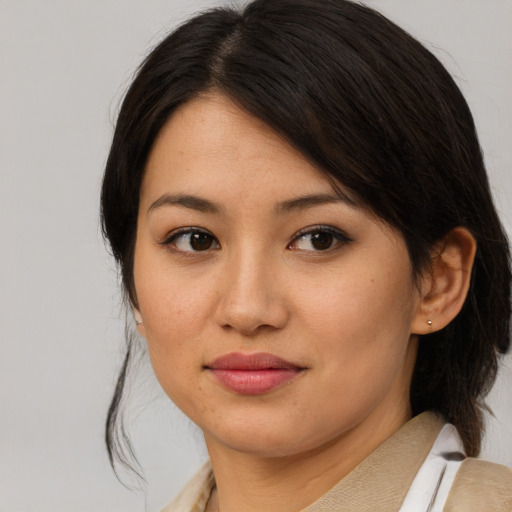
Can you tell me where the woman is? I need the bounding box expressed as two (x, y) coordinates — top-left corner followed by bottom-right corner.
(101, 0), (512, 510)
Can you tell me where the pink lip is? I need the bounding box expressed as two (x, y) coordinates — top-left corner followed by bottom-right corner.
(205, 352), (305, 395)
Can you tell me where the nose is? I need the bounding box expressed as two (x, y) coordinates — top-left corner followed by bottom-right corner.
(213, 250), (289, 336)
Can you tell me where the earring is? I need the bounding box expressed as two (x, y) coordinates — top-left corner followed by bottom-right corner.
(427, 320), (433, 328)
(134, 311), (143, 326)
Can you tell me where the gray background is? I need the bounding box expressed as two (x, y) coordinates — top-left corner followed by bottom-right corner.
(1, 1), (510, 511)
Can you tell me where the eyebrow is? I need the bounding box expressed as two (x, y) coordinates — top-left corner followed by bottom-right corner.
(274, 192), (356, 215)
(148, 194), (222, 215)
(147, 191), (356, 217)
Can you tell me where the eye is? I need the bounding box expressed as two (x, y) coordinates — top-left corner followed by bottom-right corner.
(288, 226), (352, 252)
(163, 228), (220, 252)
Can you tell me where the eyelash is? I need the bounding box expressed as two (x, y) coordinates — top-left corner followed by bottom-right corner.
(288, 225), (353, 252)
(160, 225), (352, 254)
(161, 227), (220, 253)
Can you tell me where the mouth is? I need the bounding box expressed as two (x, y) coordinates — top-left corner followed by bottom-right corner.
(204, 352), (306, 395)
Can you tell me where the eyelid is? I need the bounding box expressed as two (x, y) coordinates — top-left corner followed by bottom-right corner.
(159, 225), (351, 252)
(160, 226), (220, 251)
(161, 226), (203, 243)
(288, 225), (353, 250)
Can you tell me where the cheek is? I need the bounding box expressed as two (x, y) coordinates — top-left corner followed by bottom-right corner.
(137, 282), (206, 409)
(133, 264), (212, 374)
(297, 261), (418, 379)
(300, 265), (414, 334)
(135, 246), (213, 333)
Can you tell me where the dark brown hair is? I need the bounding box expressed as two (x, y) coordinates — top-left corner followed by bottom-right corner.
(101, 0), (511, 474)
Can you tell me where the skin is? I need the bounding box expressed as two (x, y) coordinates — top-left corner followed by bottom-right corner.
(133, 93), (474, 512)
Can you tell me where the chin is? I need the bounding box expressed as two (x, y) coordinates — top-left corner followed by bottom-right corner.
(201, 412), (348, 460)
(211, 432), (310, 458)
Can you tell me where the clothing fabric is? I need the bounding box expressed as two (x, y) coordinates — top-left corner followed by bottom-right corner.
(162, 412), (512, 512)
(398, 423), (466, 511)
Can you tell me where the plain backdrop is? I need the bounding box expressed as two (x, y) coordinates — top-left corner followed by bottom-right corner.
(1, 1), (511, 511)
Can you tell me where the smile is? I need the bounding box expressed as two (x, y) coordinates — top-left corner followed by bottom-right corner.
(205, 352), (306, 395)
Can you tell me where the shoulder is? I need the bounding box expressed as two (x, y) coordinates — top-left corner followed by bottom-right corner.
(444, 458), (512, 512)
(161, 461), (214, 512)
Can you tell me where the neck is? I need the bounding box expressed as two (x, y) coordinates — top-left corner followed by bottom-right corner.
(205, 407), (411, 512)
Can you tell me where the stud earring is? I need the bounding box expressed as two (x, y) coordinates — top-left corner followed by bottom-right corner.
(427, 320), (433, 328)
(135, 320), (143, 326)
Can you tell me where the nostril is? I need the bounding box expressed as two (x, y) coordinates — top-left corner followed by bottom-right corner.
(214, 299), (288, 335)
(213, 262), (289, 334)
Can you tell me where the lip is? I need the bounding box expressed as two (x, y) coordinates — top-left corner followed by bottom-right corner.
(205, 352), (306, 395)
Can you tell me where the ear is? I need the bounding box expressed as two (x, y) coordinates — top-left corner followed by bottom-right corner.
(133, 308), (146, 337)
(412, 227), (476, 334)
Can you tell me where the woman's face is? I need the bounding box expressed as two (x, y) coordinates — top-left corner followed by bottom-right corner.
(134, 93), (423, 458)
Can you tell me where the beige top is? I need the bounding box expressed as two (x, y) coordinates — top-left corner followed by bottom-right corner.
(163, 412), (512, 512)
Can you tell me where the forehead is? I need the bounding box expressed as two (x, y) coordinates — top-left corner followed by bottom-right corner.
(141, 93), (349, 205)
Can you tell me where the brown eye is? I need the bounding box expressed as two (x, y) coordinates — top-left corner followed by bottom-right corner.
(310, 231), (334, 250)
(289, 226), (352, 252)
(190, 232), (215, 251)
(165, 229), (220, 252)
